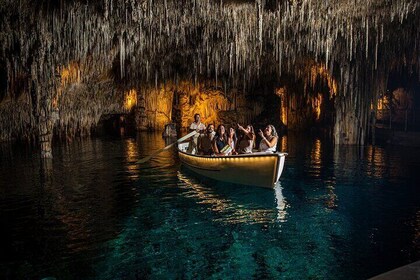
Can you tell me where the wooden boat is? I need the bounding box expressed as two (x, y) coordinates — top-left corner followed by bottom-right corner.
(178, 142), (287, 188)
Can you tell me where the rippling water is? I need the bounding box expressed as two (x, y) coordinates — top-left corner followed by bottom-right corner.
(0, 133), (419, 279)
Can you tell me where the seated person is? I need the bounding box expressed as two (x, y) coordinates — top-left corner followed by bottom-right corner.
(258, 124), (278, 153)
(198, 124), (215, 155)
(236, 124), (255, 154)
(227, 126), (237, 155)
(212, 124), (229, 156)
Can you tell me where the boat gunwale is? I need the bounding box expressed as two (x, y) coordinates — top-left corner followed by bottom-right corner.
(177, 144), (288, 160)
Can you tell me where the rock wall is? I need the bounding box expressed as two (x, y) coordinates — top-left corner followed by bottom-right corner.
(135, 81), (264, 131)
(278, 63), (337, 131)
(0, 0), (419, 150)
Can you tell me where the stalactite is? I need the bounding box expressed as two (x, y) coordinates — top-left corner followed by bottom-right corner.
(0, 0), (418, 144)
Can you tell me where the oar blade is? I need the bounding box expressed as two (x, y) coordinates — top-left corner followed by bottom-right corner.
(137, 156), (152, 164)
(137, 131), (198, 164)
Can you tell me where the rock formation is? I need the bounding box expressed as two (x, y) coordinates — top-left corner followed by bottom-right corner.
(0, 0), (419, 156)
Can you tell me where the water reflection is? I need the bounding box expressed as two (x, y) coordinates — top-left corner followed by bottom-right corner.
(310, 139), (322, 178)
(279, 135), (288, 152)
(136, 133), (177, 168)
(274, 183), (288, 222)
(0, 138), (144, 276)
(325, 181), (338, 209)
(176, 171), (288, 224)
(123, 138), (139, 180)
(1, 133), (419, 279)
(366, 145), (386, 179)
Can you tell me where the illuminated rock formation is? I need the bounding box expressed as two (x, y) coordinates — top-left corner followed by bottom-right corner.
(0, 0), (419, 156)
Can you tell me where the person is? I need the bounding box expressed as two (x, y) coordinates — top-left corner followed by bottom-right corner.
(227, 126), (237, 155)
(198, 124), (215, 155)
(236, 124), (255, 154)
(212, 124), (229, 156)
(258, 124), (278, 153)
(187, 113), (206, 154)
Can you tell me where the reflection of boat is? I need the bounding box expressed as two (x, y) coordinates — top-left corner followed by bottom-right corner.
(177, 171), (288, 224)
(178, 142), (287, 188)
(274, 183), (287, 222)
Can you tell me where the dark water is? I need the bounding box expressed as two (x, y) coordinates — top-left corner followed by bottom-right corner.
(0, 133), (419, 280)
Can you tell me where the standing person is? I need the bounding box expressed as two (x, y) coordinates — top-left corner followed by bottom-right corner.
(212, 124), (228, 156)
(198, 124), (215, 155)
(236, 124), (255, 154)
(187, 113), (206, 154)
(258, 124), (278, 153)
(227, 126), (237, 155)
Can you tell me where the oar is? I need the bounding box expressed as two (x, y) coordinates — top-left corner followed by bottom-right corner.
(137, 130), (198, 163)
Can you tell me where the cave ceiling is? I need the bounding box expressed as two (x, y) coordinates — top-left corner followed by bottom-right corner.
(0, 0), (419, 94)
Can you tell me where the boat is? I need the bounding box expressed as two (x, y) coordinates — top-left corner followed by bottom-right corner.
(177, 142), (287, 188)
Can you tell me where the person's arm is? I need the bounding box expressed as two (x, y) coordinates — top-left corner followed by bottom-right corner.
(260, 135), (278, 148)
(197, 135), (202, 151)
(212, 139), (220, 155)
(228, 137), (236, 153)
(237, 124), (254, 139)
(227, 136), (232, 146)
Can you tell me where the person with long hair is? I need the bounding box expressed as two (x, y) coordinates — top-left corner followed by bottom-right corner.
(258, 124), (278, 153)
(212, 124), (228, 156)
(236, 124), (255, 154)
(227, 126), (237, 155)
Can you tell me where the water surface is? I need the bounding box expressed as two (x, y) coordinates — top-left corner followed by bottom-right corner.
(0, 133), (419, 279)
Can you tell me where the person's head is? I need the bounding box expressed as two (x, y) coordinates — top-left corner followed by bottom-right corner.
(207, 124), (215, 134)
(216, 124), (226, 136)
(264, 124), (278, 137)
(228, 127), (237, 140)
(246, 125), (256, 148)
(194, 113), (200, 123)
(246, 124), (254, 134)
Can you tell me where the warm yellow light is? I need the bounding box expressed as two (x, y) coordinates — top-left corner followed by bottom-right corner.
(365, 145), (389, 179)
(59, 62), (81, 86)
(139, 81), (231, 131)
(178, 151), (282, 188)
(124, 89), (137, 111)
(281, 109), (288, 126)
(54, 62), (81, 109)
(277, 87), (288, 126)
(311, 139), (322, 165)
(310, 65), (337, 99)
(312, 93), (323, 120)
(176, 82), (230, 128)
(280, 135), (288, 152)
(377, 97), (386, 110)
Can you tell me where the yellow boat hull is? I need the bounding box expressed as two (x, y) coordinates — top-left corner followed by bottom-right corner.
(178, 143), (287, 188)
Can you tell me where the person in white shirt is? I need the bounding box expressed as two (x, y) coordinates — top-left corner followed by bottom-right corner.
(258, 124), (278, 153)
(187, 113), (206, 154)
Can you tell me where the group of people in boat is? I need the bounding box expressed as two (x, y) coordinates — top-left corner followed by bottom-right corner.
(187, 113), (278, 156)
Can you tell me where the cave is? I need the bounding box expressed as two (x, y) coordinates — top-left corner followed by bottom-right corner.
(0, 0), (419, 279)
(0, 0), (418, 155)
